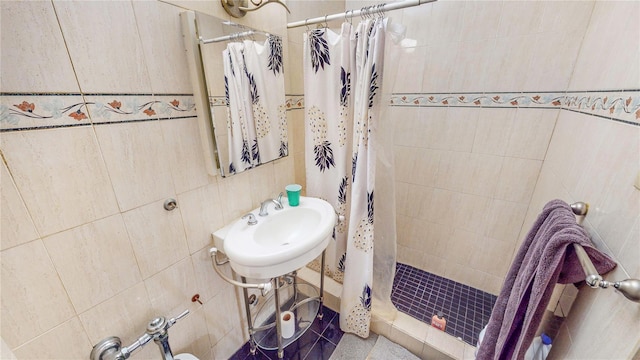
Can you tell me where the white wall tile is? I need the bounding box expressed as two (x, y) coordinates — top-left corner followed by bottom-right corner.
(472, 107), (516, 156)
(538, 1), (594, 34)
(435, 151), (470, 193)
(168, 307), (213, 360)
(470, 236), (513, 278)
(394, 145), (418, 184)
(178, 183), (225, 254)
(522, 29), (584, 91)
(494, 157), (542, 203)
(459, 1), (502, 43)
(53, 0), (152, 93)
(406, 184), (435, 221)
(248, 163), (278, 209)
(1, 241), (76, 349)
(445, 107), (478, 152)
(144, 257), (198, 315)
(544, 110), (610, 193)
(505, 109), (558, 160)
(191, 246), (233, 304)
(95, 121), (175, 211)
(12, 318), (91, 360)
(0, 338), (15, 360)
(132, 1), (194, 94)
(424, 0), (465, 46)
(216, 170), (254, 223)
(453, 193), (491, 234)
(399, 1), (431, 47)
(0, 162), (39, 250)
(617, 218), (639, 279)
(570, 1), (640, 90)
(497, 1), (545, 38)
(392, 46), (427, 93)
(484, 199), (528, 245)
(122, 199), (190, 279)
(212, 325), (246, 360)
(422, 40), (458, 92)
(204, 286), (244, 346)
(78, 282), (153, 344)
(391, 107), (421, 147)
(0, 128), (119, 237)
(0, 1), (79, 92)
(43, 214), (142, 313)
(465, 153), (502, 197)
(449, 39), (497, 92)
(484, 34), (538, 92)
(160, 117), (211, 195)
(412, 148), (441, 187)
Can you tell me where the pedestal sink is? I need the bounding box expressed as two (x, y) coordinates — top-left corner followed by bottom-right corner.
(223, 196), (336, 279)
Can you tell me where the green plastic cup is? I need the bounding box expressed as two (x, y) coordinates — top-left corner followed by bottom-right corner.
(285, 184), (302, 206)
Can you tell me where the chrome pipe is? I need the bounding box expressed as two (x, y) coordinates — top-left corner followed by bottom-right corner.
(209, 248), (272, 291)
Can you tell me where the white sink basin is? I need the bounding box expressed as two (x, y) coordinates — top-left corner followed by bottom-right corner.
(223, 196), (336, 278)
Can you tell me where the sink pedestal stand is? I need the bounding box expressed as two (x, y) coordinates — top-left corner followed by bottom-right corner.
(241, 250), (326, 359)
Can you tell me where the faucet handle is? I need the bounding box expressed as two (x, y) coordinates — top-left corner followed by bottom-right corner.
(242, 213), (258, 225)
(275, 192), (284, 209)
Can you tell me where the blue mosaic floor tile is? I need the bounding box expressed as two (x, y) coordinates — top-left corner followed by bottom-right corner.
(391, 263), (497, 345)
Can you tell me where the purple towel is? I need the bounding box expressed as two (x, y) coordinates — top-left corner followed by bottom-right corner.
(476, 199), (616, 360)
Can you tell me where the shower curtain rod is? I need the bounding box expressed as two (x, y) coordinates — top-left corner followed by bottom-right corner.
(200, 30), (270, 44)
(286, 0), (437, 29)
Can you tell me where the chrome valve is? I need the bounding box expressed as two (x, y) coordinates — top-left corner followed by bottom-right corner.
(90, 310), (189, 360)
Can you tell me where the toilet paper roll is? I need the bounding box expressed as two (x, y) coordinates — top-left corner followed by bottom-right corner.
(280, 311), (295, 339)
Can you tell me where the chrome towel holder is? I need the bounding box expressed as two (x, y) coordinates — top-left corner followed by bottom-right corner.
(570, 202), (640, 303)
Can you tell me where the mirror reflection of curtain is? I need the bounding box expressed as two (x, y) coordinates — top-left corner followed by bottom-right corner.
(223, 35), (287, 175)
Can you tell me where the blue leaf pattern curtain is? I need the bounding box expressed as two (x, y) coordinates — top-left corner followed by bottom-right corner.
(223, 36), (287, 175)
(304, 18), (387, 338)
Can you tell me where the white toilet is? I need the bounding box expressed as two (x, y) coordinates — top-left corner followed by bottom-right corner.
(175, 353), (200, 360)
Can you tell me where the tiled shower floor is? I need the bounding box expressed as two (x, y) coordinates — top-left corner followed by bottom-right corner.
(391, 263), (497, 345)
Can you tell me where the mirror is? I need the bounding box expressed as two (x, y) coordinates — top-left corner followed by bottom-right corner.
(181, 11), (288, 177)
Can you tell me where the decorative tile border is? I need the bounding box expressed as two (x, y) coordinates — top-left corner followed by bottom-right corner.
(209, 96), (227, 107)
(4, 90), (638, 131)
(389, 90), (640, 126)
(1, 93), (197, 132)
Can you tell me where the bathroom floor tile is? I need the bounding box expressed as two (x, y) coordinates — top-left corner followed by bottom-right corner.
(391, 263), (497, 345)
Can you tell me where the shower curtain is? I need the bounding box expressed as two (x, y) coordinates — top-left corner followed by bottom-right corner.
(303, 18), (399, 337)
(223, 36), (287, 175)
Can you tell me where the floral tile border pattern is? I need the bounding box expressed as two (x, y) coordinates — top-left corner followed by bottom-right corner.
(1, 93), (196, 131)
(4, 90), (638, 131)
(389, 90), (640, 126)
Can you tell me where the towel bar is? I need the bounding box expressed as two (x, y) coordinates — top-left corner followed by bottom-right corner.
(570, 202), (640, 303)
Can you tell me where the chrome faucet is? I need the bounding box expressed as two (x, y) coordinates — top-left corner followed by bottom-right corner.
(258, 193), (284, 216)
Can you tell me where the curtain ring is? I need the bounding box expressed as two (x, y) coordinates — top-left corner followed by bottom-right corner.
(324, 14), (328, 28)
(345, 9), (352, 25)
(305, 18), (310, 31)
(360, 7), (366, 20)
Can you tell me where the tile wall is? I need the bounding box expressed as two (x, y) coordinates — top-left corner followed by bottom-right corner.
(0, 1), (294, 359)
(386, 1), (639, 359)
